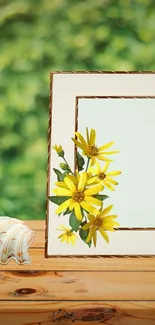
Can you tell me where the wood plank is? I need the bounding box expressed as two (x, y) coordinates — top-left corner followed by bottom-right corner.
(0, 271), (155, 300)
(24, 220), (45, 231)
(0, 301), (155, 325)
(1, 248), (155, 271)
(31, 231), (44, 248)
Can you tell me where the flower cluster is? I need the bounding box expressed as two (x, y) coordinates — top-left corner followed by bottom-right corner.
(49, 128), (121, 248)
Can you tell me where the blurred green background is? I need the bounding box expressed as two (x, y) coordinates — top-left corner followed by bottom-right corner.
(0, 0), (155, 220)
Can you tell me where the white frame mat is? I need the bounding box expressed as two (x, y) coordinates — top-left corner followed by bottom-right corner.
(46, 72), (155, 257)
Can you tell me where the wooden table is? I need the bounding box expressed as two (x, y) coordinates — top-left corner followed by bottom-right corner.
(0, 220), (155, 324)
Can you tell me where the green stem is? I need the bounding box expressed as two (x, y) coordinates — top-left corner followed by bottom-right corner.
(62, 156), (74, 175)
(85, 157), (90, 172)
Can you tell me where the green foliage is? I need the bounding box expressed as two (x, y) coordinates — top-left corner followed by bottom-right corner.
(69, 211), (81, 232)
(53, 168), (69, 181)
(93, 195), (109, 201)
(0, 0), (155, 219)
(48, 196), (70, 206)
(76, 151), (85, 171)
(79, 227), (91, 248)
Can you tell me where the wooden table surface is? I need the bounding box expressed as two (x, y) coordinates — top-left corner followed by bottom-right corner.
(0, 220), (155, 325)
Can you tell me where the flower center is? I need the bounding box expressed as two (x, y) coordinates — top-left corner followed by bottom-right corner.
(73, 191), (84, 203)
(66, 231), (72, 237)
(98, 172), (106, 180)
(88, 145), (99, 156)
(94, 218), (103, 228)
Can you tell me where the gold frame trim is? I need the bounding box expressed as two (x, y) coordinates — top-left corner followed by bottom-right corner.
(45, 71), (155, 258)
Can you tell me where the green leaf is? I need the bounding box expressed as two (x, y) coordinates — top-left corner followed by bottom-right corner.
(93, 194), (109, 201)
(48, 196), (70, 206)
(79, 227), (92, 247)
(63, 208), (71, 215)
(69, 211), (81, 231)
(53, 168), (63, 181)
(76, 151), (85, 171)
(62, 171), (70, 179)
(53, 169), (70, 182)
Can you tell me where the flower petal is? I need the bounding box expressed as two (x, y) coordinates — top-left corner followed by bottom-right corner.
(71, 235), (76, 245)
(84, 184), (103, 195)
(95, 161), (101, 174)
(106, 177), (118, 185)
(100, 204), (113, 218)
(103, 221), (120, 229)
(99, 227), (109, 243)
(85, 196), (102, 206)
(106, 171), (121, 176)
(56, 199), (72, 214)
(87, 176), (98, 185)
(88, 214), (96, 222)
(57, 224), (68, 231)
(78, 172), (87, 191)
(90, 156), (96, 166)
(103, 179), (115, 191)
(74, 202), (83, 221)
(75, 132), (88, 146)
(86, 228), (93, 243)
(55, 182), (67, 188)
(97, 155), (112, 162)
(90, 128), (96, 146)
(53, 188), (72, 196)
(58, 234), (65, 239)
(86, 127), (90, 144)
(69, 202), (75, 210)
(100, 151), (120, 155)
(98, 142), (115, 151)
(92, 226), (97, 247)
(60, 236), (66, 242)
(67, 174), (78, 184)
(81, 201), (100, 215)
(103, 215), (118, 222)
(72, 138), (86, 151)
(102, 162), (110, 173)
(64, 176), (76, 192)
(82, 222), (93, 230)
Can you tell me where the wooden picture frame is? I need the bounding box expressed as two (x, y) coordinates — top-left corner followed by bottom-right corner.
(45, 71), (155, 259)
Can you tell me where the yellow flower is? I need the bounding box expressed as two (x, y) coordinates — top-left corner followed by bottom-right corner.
(53, 172), (104, 221)
(52, 144), (64, 157)
(89, 161), (121, 191)
(55, 172), (97, 189)
(82, 205), (120, 247)
(57, 225), (77, 245)
(72, 127), (119, 166)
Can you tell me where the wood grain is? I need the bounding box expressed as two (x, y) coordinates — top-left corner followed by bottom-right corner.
(0, 220), (155, 270)
(1, 248), (155, 271)
(0, 220), (155, 324)
(0, 301), (155, 325)
(0, 271), (155, 300)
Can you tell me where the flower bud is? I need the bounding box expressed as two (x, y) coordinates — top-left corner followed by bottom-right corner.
(52, 145), (64, 157)
(60, 163), (69, 171)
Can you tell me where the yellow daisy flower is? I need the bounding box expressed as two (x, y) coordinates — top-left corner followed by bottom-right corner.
(52, 144), (64, 157)
(55, 172), (97, 189)
(82, 204), (120, 247)
(53, 172), (104, 221)
(89, 161), (121, 191)
(72, 127), (119, 166)
(57, 225), (77, 245)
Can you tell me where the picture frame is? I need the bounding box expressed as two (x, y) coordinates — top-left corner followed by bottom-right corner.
(45, 71), (155, 259)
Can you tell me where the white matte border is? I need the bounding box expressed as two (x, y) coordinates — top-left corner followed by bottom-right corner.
(46, 72), (155, 257)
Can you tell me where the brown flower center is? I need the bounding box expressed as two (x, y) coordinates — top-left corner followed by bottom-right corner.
(66, 231), (72, 237)
(94, 218), (103, 228)
(98, 172), (106, 180)
(73, 191), (84, 203)
(88, 145), (99, 156)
